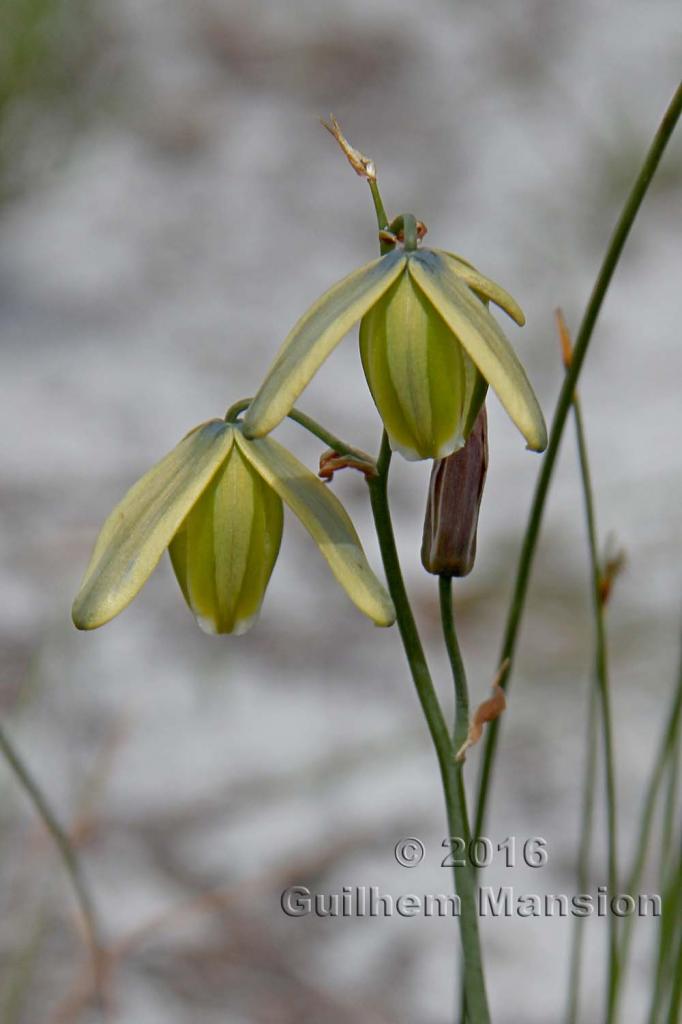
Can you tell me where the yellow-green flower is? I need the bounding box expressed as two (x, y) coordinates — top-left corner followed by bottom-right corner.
(72, 419), (395, 635)
(242, 244), (547, 460)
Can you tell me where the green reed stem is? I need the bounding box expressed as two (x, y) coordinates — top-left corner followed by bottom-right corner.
(567, 388), (620, 1020)
(565, 680), (599, 1024)
(0, 722), (102, 998)
(660, 719), (681, 882)
(368, 433), (489, 1024)
(662, 842), (682, 1024)
(654, 709), (682, 1023)
(473, 81), (682, 843)
(618, 641), (682, 996)
(646, 825), (682, 1023)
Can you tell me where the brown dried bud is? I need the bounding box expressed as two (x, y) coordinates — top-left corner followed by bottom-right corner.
(421, 405), (488, 577)
(455, 662), (509, 763)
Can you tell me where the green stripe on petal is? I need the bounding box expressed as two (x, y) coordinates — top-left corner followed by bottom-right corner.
(236, 431), (395, 627)
(408, 251), (547, 452)
(72, 421), (234, 630)
(360, 272), (469, 460)
(242, 250), (407, 438)
(170, 444), (283, 635)
(168, 525), (190, 606)
(437, 249), (526, 326)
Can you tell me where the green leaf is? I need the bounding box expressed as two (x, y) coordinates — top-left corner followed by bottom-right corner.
(236, 431), (395, 626)
(242, 250), (406, 438)
(72, 421), (234, 629)
(437, 250), (526, 326)
(409, 251), (547, 451)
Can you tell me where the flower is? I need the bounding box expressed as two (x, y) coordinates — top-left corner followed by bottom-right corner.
(421, 404), (488, 577)
(72, 419), (395, 635)
(242, 236), (546, 460)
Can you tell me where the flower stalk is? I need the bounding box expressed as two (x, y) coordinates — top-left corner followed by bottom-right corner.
(344, 145), (491, 1020)
(367, 434), (490, 1023)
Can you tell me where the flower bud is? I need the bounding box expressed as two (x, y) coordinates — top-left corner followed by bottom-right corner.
(421, 405), (488, 577)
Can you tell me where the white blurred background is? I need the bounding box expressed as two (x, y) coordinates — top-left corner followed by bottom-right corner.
(0, 1), (680, 1021)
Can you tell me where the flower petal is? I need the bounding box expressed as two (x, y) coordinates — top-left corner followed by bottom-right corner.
(72, 421), (234, 629)
(236, 431), (395, 626)
(169, 444), (283, 635)
(408, 251), (547, 451)
(242, 250), (407, 438)
(359, 271), (470, 461)
(437, 250), (526, 326)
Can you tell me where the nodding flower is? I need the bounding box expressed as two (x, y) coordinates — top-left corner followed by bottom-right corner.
(243, 215), (546, 461)
(72, 419), (395, 635)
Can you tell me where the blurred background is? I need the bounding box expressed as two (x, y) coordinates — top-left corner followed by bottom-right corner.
(0, 1), (680, 1021)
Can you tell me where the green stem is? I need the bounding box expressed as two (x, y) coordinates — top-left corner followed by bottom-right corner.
(368, 434), (489, 1023)
(439, 575), (474, 1023)
(618, 642), (682, 984)
(368, 180), (390, 233)
(660, 719), (681, 883)
(571, 394), (620, 1020)
(225, 398), (372, 463)
(363, 168), (487, 1020)
(365, 177), (395, 258)
(401, 213), (418, 252)
(473, 81), (682, 841)
(662, 841), (682, 1024)
(224, 397), (255, 422)
(646, 818), (682, 1023)
(0, 723), (102, 998)
(286, 407), (368, 461)
(666, 938), (682, 1022)
(439, 577), (470, 757)
(565, 681), (599, 1024)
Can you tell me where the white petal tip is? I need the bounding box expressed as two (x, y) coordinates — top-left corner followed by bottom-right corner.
(388, 429), (466, 463)
(195, 610), (260, 636)
(525, 430), (548, 453)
